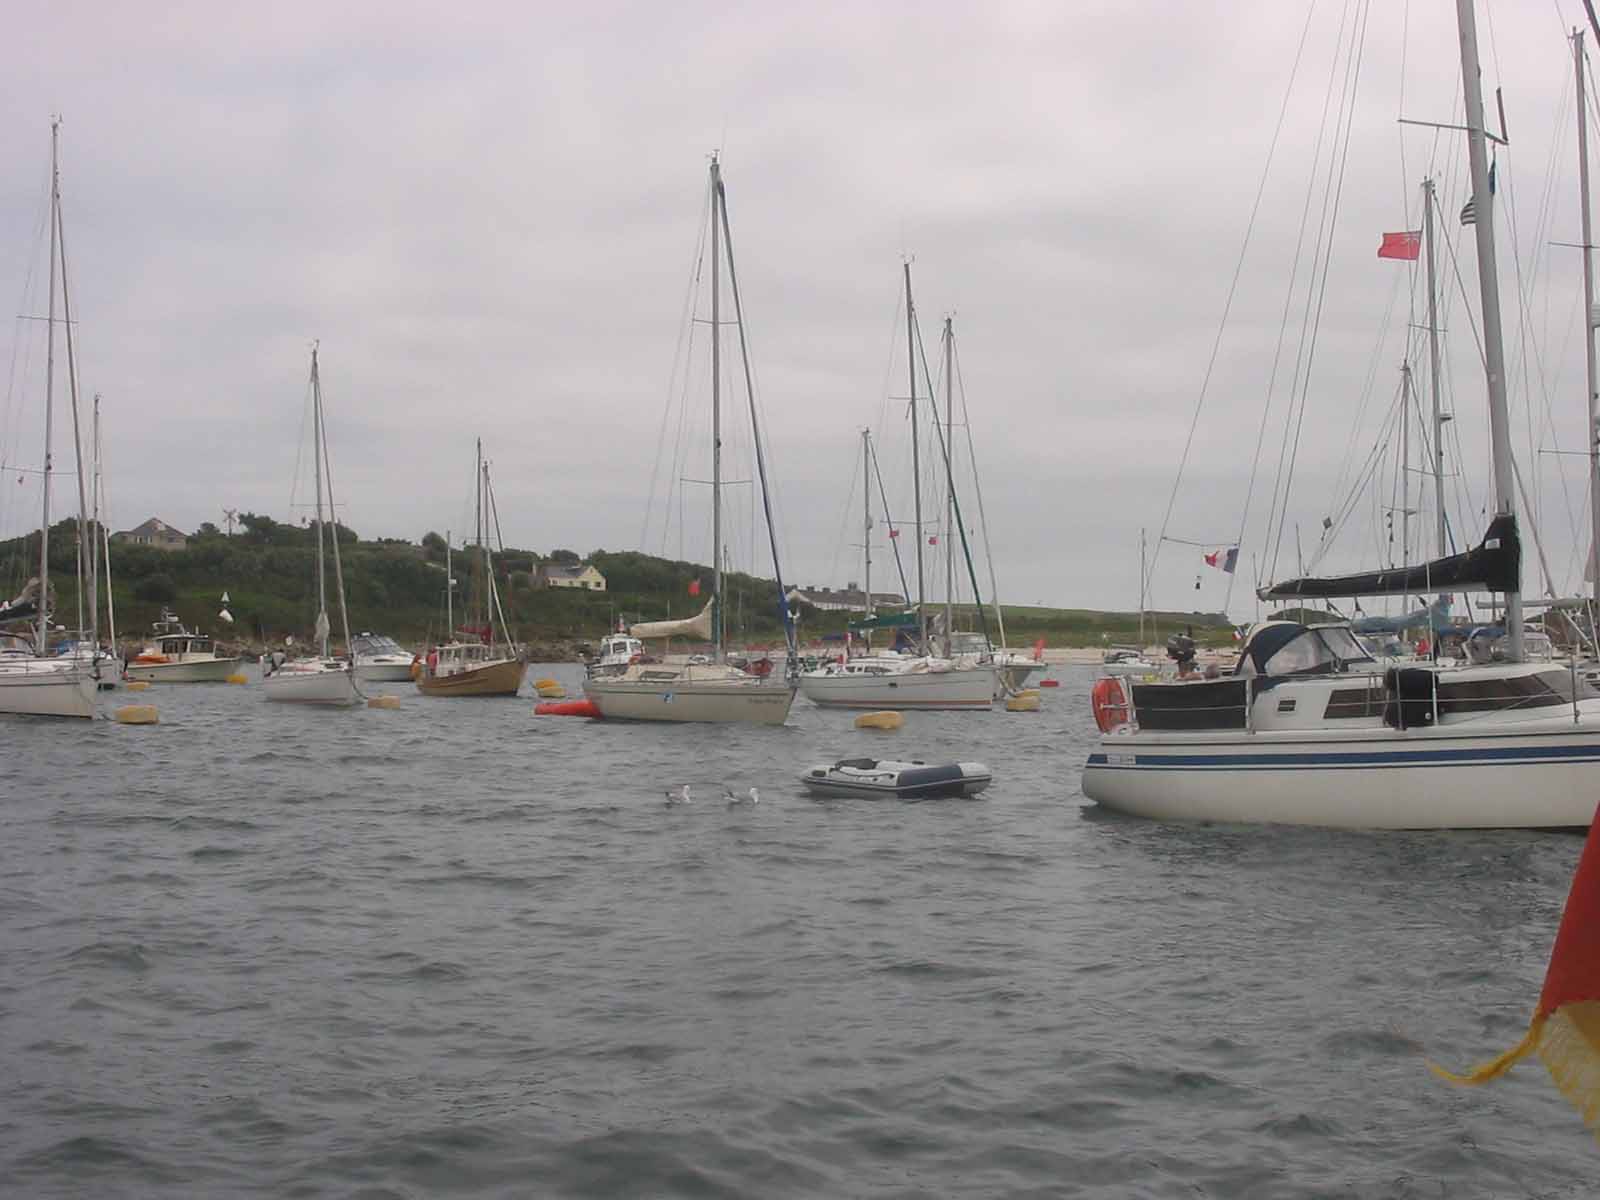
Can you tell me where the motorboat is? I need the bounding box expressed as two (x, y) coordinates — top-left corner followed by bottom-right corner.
(351, 632), (416, 682)
(124, 609), (243, 682)
(1101, 647), (1162, 677)
(589, 631), (645, 677)
(800, 757), (992, 799)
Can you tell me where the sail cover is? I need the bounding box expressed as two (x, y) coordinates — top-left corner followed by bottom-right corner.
(630, 599), (714, 641)
(848, 611), (920, 634)
(1259, 514), (1519, 600)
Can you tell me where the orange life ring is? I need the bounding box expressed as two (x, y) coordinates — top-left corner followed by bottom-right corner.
(1091, 675), (1132, 733)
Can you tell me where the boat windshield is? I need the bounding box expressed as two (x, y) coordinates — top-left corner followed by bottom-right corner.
(1243, 625), (1375, 678)
(354, 634), (403, 656)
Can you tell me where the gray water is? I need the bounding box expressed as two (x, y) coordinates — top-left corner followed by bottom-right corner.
(1, 663), (1593, 1198)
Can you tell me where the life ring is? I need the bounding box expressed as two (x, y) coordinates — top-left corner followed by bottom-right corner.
(1091, 675), (1132, 733)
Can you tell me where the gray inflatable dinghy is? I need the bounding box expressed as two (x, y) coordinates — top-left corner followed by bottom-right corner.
(800, 757), (992, 799)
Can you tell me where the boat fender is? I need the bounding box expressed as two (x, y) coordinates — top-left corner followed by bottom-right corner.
(1091, 675), (1131, 733)
(1039, 678), (1060, 688)
(410, 655), (423, 681)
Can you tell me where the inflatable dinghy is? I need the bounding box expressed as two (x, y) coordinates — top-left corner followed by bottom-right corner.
(800, 757), (992, 799)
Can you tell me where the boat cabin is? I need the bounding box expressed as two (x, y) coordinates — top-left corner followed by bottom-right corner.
(429, 642), (498, 678)
(597, 634), (643, 666)
(1118, 621), (1594, 734)
(352, 632), (406, 659)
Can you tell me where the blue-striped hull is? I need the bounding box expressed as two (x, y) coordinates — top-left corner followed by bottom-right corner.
(1082, 726), (1600, 828)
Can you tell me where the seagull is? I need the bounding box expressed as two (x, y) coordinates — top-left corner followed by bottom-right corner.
(725, 786), (760, 806)
(664, 785), (692, 806)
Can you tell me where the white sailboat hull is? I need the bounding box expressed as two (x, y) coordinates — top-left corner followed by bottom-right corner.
(262, 661), (362, 706)
(0, 658), (98, 718)
(1083, 720), (1600, 829)
(798, 664), (997, 710)
(124, 656), (244, 683)
(585, 671), (796, 725)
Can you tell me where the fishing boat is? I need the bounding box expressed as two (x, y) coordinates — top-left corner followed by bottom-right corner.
(416, 442), (526, 698)
(351, 632), (416, 682)
(584, 155), (799, 725)
(1082, 1), (1600, 830)
(800, 757), (992, 799)
(262, 345), (362, 706)
(799, 272), (996, 711)
(124, 608), (244, 682)
(0, 122), (98, 719)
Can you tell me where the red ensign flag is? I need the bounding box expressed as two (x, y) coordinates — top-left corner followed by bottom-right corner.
(688, 579), (701, 596)
(1378, 231), (1422, 261)
(1433, 803), (1600, 1132)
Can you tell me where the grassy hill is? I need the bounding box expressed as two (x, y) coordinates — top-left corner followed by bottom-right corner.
(0, 515), (1236, 653)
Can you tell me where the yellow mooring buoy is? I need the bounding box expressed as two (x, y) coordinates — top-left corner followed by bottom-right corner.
(367, 695), (402, 710)
(1005, 693), (1041, 713)
(854, 710), (904, 731)
(125, 680), (152, 692)
(226, 673), (249, 685)
(115, 704), (159, 725)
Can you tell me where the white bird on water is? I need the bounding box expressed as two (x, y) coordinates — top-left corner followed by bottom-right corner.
(724, 786), (760, 806)
(664, 785), (692, 806)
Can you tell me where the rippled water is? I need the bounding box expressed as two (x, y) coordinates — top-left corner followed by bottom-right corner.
(1, 663), (1593, 1197)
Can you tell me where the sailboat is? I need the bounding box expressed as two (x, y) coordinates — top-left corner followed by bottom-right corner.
(416, 441), (526, 697)
(1081, 0), (1600, 829)
(798, 266), (997, 711)
(261, 345), (362, 706)
(0, 121), (98, 720)
(583, 155), (799, 725)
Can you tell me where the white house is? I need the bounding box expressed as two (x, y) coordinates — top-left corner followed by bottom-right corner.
(786, 583), (905, 612)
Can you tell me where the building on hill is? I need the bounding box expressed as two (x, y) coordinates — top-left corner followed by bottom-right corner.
(113, 517), (188, 551)
(786, 583), (906, 613)
(537, 562), (607, 591)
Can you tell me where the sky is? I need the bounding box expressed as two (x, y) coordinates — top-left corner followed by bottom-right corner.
(2, 0), (1598, 620)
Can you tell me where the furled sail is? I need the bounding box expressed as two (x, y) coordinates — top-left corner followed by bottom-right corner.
(630, 599), (714, 641)
(1259, 514), (1519, 600)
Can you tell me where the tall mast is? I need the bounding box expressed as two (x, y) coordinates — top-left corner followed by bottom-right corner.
(476, 437), (487, 638)
(1423, 178), (1447, 557)
(310, 345), (329, 659)
(38, 120), (60, 657)
(1577, 29), (1600, 620)
(905, 262), (926, 650)
(1456, 0), (1522, 659)
(320, 364), (355, 665)
(710, 156), (724, 662)
(1400, 361), (1413, 567)
(863, 427), (873, 652)
(446, 532), (453, 633)
(1139, 527), (1147, 647)
(942, 316), (955, 655)
(94, 394), (114, 646)
(54, 145), (92, 650)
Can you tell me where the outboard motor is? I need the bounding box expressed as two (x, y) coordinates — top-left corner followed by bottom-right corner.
(1165, 632), (1196, 673)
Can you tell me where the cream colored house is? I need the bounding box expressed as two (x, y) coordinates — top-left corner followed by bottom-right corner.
(538, 562), (607, 591)
(113, 517), (189, 551)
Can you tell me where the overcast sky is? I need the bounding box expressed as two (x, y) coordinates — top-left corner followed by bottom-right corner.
(2, 1), (1597, 620)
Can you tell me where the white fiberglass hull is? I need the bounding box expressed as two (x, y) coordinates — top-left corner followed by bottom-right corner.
(124, 656), (244, 683)
(356, 659), (417, 682)
(0, 658), (98, 718)
(586, 672), (795, 725)
(262, 660), (362, 706)
(1083, 720), (1600, 829)
(798, 664), (997, 710)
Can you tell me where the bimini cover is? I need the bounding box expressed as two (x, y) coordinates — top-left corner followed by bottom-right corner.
(1259, 514), (1519, 600)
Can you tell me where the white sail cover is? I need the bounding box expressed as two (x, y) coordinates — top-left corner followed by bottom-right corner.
(631, 599), (714, 641)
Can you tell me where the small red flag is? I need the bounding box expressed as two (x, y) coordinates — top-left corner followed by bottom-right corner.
(928, 535), (938, 546)
(888, 528), (900, 540)
(1378, 231), (1421, 261)
(688, 579), (700, 596)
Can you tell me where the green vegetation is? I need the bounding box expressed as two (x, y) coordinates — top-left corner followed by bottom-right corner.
(0, 516), (1237, 652)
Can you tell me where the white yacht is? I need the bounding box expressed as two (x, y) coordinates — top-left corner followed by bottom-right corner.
(351, 632), (415, 682)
